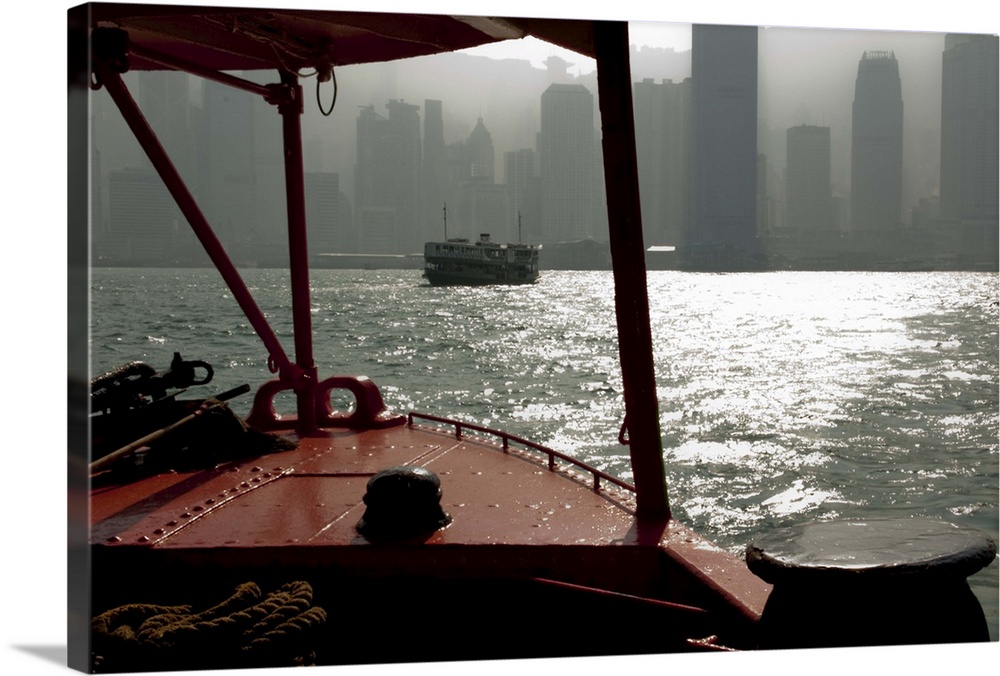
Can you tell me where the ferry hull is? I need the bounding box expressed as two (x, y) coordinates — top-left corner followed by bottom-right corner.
(423, 267), (538, 286)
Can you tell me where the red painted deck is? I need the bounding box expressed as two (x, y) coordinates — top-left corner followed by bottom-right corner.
(91, 418), (770, 660)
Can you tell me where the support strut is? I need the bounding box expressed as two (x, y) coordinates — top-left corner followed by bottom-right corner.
(272, 71), (319, 434)
(594, 21), (670, 521)
(92, 35), (301, 397)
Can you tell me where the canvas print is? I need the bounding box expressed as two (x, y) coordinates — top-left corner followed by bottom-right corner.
(67, 1), (998, 673)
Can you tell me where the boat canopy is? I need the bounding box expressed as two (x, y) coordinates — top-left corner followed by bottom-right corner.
(82, 4), (600, 73)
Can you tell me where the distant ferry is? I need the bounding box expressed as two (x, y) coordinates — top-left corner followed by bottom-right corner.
(423, 233), (540, 286)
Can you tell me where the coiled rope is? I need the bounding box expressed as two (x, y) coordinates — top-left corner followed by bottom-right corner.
(91, 581), (327, 672)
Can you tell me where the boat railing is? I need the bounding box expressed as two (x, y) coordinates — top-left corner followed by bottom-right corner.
(407, 412), (636, 495)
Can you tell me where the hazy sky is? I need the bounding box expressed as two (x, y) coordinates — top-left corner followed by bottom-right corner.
(461, 23), (693, 74)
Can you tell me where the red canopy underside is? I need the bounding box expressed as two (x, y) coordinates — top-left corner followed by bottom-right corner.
(85, 3), (598, 72)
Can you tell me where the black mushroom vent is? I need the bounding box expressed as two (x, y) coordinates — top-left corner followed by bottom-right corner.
(357, 466), (452, 540)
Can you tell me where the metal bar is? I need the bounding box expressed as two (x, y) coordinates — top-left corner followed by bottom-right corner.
(276, 71), (318, 434)
(95, 65), (297, 384)
(594, 22), (670, 520)
(407, 412), (636, 493)
(129, 42), (271, 98)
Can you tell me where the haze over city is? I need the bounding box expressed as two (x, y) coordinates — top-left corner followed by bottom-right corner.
(84, 2), (997, 270)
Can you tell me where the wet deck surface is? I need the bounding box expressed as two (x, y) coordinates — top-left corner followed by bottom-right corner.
(93, 422), (641, 548)
(91, 420), (771, 629)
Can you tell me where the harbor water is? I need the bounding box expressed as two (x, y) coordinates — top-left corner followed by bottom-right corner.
(90, 267), (999, 639)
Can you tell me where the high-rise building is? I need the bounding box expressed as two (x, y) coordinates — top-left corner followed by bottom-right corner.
(633, 77), (692, 247)
(354, 100), (422, 253)
(689, 24), (759, 261)
(200, 77), (258, 261)
(422, 99), (447, 243)
(449, 118), (507, 241)
(107, 167), (180, 263)
(305, 172), (351, 254)
(940, 34), (999, 223)
(786, 125), (832, 231)
(539, 83), (595, 243)
(504, 149), (540, 243)
(466, 117), (495, 182)
(851, 51), (903, 232)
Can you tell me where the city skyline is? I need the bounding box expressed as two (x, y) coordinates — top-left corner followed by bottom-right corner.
(88, 19), (996, 270)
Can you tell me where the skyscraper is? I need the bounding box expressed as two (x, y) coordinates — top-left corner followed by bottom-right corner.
(940, 34), (999, 224)
(200, 77), (258, 260)
(540, 83), (595, 243)
(422, 99), (447, 243)
(305, 172), (349, 254)
(466, 117), (495, 182)
(504, 148), (539, 242)
(689, 24), (759, 262)
(354, 100), (422, 253)
(633, 77), (691, 247)
(455, 118), (507, 241)
(851, 51), (903, 232)
(786, 125), (832, 232)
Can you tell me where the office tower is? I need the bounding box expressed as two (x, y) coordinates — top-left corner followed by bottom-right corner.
(940, 34), (999, 223)
(633, 77), (691, 247)
(423, 99), (447, 243)
(851, 51), (903, 232)
(354, 99), (422, 253)
(757, 153), (770, 237)
(786, 125), (832, 231)
(466, 117), (495, 182)
(107, 168), (178, 263)
(200, 77), (258, 260)
(453, 118), (507, 241)
(138, 71), (197, 184)
(504, 149), (540, 242)
(305, 172), (350, 254)
(540, 83), (595, 243)
(690, 24), (759, 260)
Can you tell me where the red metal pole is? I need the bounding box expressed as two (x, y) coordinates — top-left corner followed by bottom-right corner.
(594, 21), (670, 521)
(274, 71), (318, 434)
(95, 64), (298, 386)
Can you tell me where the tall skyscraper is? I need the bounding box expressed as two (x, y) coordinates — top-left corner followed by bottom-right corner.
(851, 51), (903, 232)
(940, 34), (999, 224)
(422, 99), (447, 243)
(786, 125), (832, 231)
(504, 148), (540, 242)
(107, 168), (179, 263)
(466, 117), (496, 182)
(452, 118), (508, 241)
(354, 100), (422, 253)
(540, 83), (595, 243)
(633, 77), (692, 247)
(305, 172), (350, 254)
(689, 24), (759, 261)
(200, 77), (258, 262)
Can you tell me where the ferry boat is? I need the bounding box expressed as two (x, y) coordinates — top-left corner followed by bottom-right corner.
(423, 233), (540, 285)
(70, 3), (996, 673)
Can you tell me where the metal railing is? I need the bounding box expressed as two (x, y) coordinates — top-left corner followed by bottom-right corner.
(407, 412), (636, 495)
